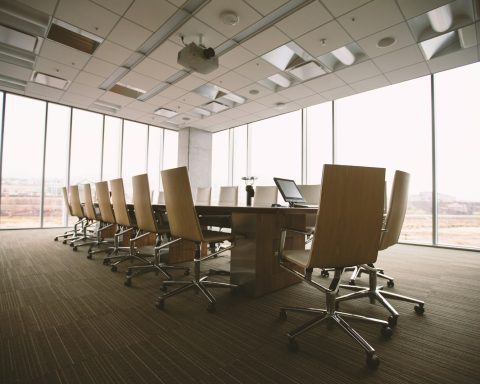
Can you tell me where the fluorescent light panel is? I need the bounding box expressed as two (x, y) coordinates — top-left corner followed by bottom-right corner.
(0, 24), (38, 52)
(33, 71), (69, 89)
(288, 61), (326, 81)
(154, 108), (178, 118)
(48, 19), (103, 54)
(427, 3), (453, 33)
(111, 83), (145, 99)
(99, 66), (129, 90)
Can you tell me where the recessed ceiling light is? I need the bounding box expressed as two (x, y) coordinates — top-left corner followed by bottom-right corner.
(274, 102), (286, 110)
(32, 71), (69, 89)
(154, 108), (178, 118)
(377, 37), (396, 48)
(220, 10), (239, 26)
(182, 117), (191, 121)
(48, 19), (103, 54)
(249, 89), (259, 95)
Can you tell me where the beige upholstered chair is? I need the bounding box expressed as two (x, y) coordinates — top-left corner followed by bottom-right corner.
(199, 186), (238, 230)
(195, 186), (211, 205)
(54, 186), (85, 243)
(218, 186), (238, 206)
(277, 164), (391, 368)
(253, 186), (278, 207)
(157, 166), (237, 312)
(68, 185), (98, 250)
(124, 174), (189, 286)
(297, 184), (321, 204)
(336, 170), (425, 327)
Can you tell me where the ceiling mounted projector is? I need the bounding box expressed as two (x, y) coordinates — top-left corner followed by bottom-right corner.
(177, 42), (219, 74)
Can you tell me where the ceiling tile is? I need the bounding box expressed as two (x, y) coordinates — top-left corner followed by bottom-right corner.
(195, 0), (262, 38)
(427, 46), (479, 73)
(236, 83), (273, 100)
(169, 17), (227, 49)
(296, 94), (328, 108)
(321, 85), (355, 100)
(144, 93), (170, 106)
(127, 100), (158, 113)
(295, 20), (353, 57)
(350, 74), (390, 93)
(254, 108), (281, 120)
(395, 0), (453, 19)
(176, 92), (210, 106)
(74, 71), (104, 87)
(234, 58), (278, 82)
(125, 0), (177, 32)
(34, 57), (80, 80)
(174, 74), (206, 91)
(384, 62), (431, 84)
(67, 82), (105, 98)
(40, 40), (91, 70)
(303, 73), (346, 92)
(335, 60), (381, 83)
(90, 0), (134, 15)
(27, 91), (61, 102)
(235, 101), (267, 113)
(55, 0), (120, 38)
(149, 40), (184, 70)
(26, 82), (64, 99)
(241, 26), (290, 56)
(319, 0), (371, 17)
(194, 65), (230, 81)
(278, 84), (316, 100)
(61, 92), (95, 107)
(98, 91), (133, 106)
(0, 62), (32, 81)
(94, 40), (133, 65)
(211, 71), (252, 91)
(357, 22), (416, 59)
(108, 18), (152, 51)
(83, 57), (117, 78)
(220, 45), (256, 69)
(337, 0), (404, 40)
(119, 71), (158, 92)
(243, 0), (288, 16)
(276, 1), (332, 39)
(167, 0), (187, 7)
(218, 107), (249, 120)
(16, 0), (58, 14)
(163, 100), (193, 114)
(117, 108), (144, 120)
(157, 85), (188, 99)
(255, 92), (289, 107)
(372, 44), (424, 72)
(134, 58), (178, 81)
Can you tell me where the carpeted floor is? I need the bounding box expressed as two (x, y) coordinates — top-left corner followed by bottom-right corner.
(1, 228), (479, 383)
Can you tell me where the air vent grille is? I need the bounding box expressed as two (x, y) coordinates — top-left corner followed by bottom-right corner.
(47, 23), (101, 54)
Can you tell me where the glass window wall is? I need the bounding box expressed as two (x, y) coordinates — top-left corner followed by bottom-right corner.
(122, 121), (148, 201)
(102, 116), (122, 181)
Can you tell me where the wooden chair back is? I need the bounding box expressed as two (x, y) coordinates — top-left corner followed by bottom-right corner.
(379, 170), (410, 251)
(110, 178), (131, 227)
(82, 184), (97, 220)
(62, 187), (73, 216)
(161, 167), (203, 242)
(69, 185), (83, 218)
(132, 174), (157, 233)
(253, 186), (278, 207)
(308, 164), (385, 269)
(298, 184), (321, 204)
(95, 181), (115, 224)
(218, 186), (238, 206)
(195, 187), (211, 205)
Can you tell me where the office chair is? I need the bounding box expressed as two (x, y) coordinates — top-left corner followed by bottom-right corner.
(67, 185), (96, 249)
(86, 181), (116, 258)
(253, 185), (278, 206)
(336, 170), (425, 326)
(297, 184), (321, 204)
(54, 186), (85, 243)
(218, 186), (238, 206)
(195, 186), (211, 205)
(124, 174), (189, 286)
(199, 186), (238, 231)
(156, 166), (237, 312)
(277, 164), (391, 368)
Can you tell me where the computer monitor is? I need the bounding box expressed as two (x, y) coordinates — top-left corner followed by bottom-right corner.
(273, 177), (306, 207)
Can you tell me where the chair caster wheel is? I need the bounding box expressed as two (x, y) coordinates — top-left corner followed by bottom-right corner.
(62, 240), (67, 244)
(366, 353), (380, 369)
(87, 253), (92, 259)
(348, 280), (356, 286)
(388, 315), (398, 327)
(414, 304), (425, 315)
(124, 279), (131, 287)
(102, 259), (110, 265)
(206, 303), (216, 313)
(54, 237), (58, 241)
(387, 280), (394, 288)
(72, 246), (78, 251)
(156, 299), (164, 310)
(287, 338), (298, 352)
(320, 270), (329, 278)
(111, 265), (117, 272)
(279, 309), (287, 320)
(381, 325), (393, 338)
(184, 269), (190, 276)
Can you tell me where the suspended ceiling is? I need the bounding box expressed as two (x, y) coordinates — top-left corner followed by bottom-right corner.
(0, 0), (479, 133)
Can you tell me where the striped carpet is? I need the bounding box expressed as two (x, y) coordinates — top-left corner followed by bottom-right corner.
(0, 229), (479, 384)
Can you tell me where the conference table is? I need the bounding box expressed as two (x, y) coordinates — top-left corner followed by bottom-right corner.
(153, 205), (318, 298)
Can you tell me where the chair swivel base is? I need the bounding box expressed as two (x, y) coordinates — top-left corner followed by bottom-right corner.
(125, 263), (189, 286)
(279, 303), (392, 369)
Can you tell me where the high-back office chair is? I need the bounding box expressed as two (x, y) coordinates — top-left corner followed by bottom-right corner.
(253, 186), (278, 207)
(67, 185), (95, 249)
(336, 170), (425, 326)
(103, 178), (136, 271)
(297, 184), (321, 204)
(199, 186), (239, 231)
(124, 174), (189, 286)
(195, 186), (211, 205)
(277, 164), (391, 368)
(70, 184), (101, 252)
(157, 166), (237, 312)
(218, 186), (238, 206)
(54, 187), (84, 243)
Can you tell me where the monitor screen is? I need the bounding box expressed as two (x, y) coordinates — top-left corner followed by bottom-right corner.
(274, 177), (305, 206)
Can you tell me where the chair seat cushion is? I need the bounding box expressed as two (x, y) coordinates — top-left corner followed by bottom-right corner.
(202, 230), (234, 243)
(283, 249), (309, 268)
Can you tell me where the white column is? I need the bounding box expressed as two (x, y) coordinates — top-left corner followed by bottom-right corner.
(178, 127), (212, 189)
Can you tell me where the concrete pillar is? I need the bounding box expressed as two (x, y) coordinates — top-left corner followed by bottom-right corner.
(178, 127), (212, 189)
